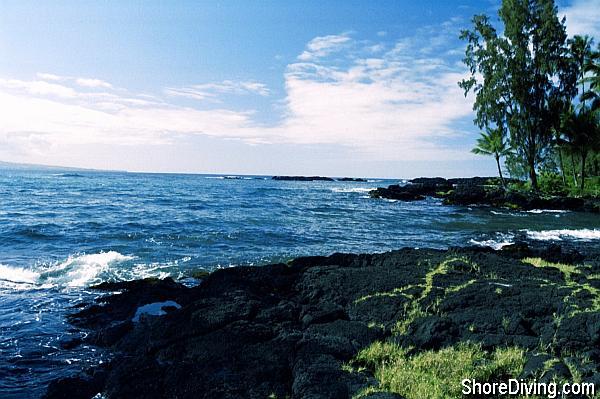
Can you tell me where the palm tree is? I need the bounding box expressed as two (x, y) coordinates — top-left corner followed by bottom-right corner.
(471, 127), (512, 187)
(562, 107), (599, 191)
(551, 127), (567, 185)
(581, 44), (600, 113)
(569, 35), (594, 110)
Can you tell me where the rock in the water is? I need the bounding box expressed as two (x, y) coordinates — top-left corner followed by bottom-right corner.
(337, 177), (368, 182)
(369, 176), (599, 212)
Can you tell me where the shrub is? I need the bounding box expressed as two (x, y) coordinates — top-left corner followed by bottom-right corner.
(538, 171), (566, 196)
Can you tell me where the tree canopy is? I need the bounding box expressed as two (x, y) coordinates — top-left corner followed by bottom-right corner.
(460, 0), (577, 189)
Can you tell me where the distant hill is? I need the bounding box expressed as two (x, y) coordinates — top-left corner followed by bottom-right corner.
(0, 161), (103, 172)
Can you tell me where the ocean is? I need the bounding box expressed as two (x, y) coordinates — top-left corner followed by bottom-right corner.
(0, 169), (599, 398)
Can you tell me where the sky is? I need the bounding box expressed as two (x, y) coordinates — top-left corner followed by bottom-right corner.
(0, 0), (598, 178)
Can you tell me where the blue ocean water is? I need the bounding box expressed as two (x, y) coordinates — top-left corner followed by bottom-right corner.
(0, 169), (599, 398)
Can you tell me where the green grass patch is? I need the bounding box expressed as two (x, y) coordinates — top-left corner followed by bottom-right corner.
(522, 257), (580, 283)
(354, 285), (416, 304)
(389, 257), (480, 335)
(523, 258), (600, 316)
(352, 341), (526, 399)
(392, 302), (428, 335)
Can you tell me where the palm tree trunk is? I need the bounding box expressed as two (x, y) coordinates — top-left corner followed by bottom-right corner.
(495, 155), (505, 188)
(558, 147), (566, 186)
(582, 72), (586, 110)
(580, 150), (587, 191)
(528, 158), (538, 191)
(571, 154), (578, 187)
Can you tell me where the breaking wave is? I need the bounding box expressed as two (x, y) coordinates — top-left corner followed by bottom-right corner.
(0, 251), (135, 289)
(523, 228), (600, 241)
(469, 233), (515, 250)
(331, 187), (376, 193)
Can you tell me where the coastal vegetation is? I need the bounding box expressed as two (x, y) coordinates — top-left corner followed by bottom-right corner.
(471, 128), (513, 187)
(352, 342), (526, 399)
(460, 0), (600, 195)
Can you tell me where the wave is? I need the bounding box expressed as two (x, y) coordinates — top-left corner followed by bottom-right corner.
(523, 228), (600, 241)
(489, 210), (526, 217)
(39, 251), (135, 287)
(526, 209), (569, 214)
(469, 233), (515, 250)
(331, 187), (375, 193)
(490, 209), (565, 217)
(205, 175), (254, 180)
(0, 251), (135, 290)
(0, 264), (40, 288)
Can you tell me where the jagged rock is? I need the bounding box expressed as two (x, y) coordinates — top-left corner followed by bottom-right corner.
(44, 246), (600, 399)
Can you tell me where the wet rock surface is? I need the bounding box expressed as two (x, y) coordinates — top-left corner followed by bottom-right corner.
(45, 244), (600, 398)
(369, 177), (600, 212)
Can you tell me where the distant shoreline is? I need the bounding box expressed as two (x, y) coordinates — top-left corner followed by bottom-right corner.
(370, 176), (600, 213)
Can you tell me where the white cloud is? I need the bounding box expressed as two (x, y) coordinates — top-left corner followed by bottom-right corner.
(165, 80), (270, 101)
(0, 78), (77, 98)
(298, 34), (352, 61)
(0, 74), (271, 154)
(276, 53), (472, 160)
(266, 24), (473, 160)
(75, 78), (114, 89)
(0, 20), (476, 166)
(36, 72), (63, 81)
(36, 72), (115, 90)
(561, 0), (600, 39)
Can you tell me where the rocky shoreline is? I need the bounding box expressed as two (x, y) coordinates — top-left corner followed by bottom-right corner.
(45, 243), (600, 399)
(369, 177), (600, 213)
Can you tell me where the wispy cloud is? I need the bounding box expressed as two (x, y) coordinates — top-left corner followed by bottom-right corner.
(36, 73), (63, 81)
(75, 78), (114, 89)
(0, 75), (266, 146)
(37, 73), (115, 90)
(298, 34), (352, 61)
(278, 33), (473, 160)
(0, 78), (77, 98)
(165, 80), (270, 101)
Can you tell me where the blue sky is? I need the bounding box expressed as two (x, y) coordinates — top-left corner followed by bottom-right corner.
(0, 0), (598, 177)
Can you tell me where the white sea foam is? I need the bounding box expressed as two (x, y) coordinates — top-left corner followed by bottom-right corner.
(523, 228), (600, 241)
(0, 264), (40, 288)
(38, 251), (135, 287)
(526, 209), (569, 214)
(490, 210), (524, 217)
(331, 187), (375, 193)
(469, 238), (514, 250)
(0, 252), (190, 291)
